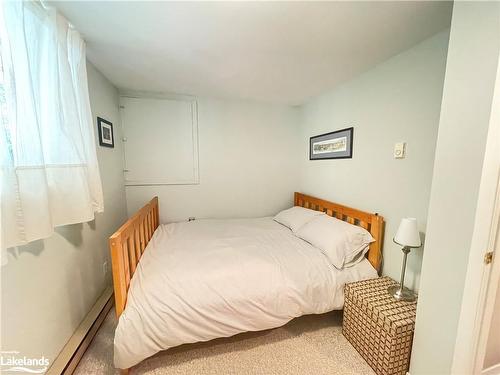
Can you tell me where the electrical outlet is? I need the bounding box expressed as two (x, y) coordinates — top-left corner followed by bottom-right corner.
(394, 142), (406, 159)
(103, 261), (109, 275)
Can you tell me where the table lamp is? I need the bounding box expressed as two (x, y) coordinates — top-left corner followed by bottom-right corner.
(388, 218), (421, 301)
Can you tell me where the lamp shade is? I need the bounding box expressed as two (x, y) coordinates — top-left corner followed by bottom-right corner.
(394, 218), (421, 248)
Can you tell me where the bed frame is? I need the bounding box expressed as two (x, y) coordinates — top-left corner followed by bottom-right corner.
(109, 197), (160, 318)
(109, 193), (384, 326)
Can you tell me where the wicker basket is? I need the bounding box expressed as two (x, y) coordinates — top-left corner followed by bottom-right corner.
(343, 277), (417, 375)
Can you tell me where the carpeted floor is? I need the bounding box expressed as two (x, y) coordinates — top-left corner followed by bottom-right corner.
(75, 309), (375, 375)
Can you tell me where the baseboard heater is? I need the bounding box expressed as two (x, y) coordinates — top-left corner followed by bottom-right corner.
(47, 286), (114, 375)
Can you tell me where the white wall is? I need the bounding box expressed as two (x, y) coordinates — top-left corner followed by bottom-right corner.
(410, 2), (500, 374)
(125, 97), (301, 222)
(298, 31), (449, 290)
(0, 63), (127, 363)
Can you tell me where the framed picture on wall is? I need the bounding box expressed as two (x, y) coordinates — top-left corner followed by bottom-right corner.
(309, 127), (353, 160)
(97, 117), (114, 148)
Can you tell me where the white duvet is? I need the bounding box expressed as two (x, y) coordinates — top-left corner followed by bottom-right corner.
(114, 218), (377, 369)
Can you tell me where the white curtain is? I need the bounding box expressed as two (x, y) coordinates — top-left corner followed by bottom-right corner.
(0, 1), (104, 251)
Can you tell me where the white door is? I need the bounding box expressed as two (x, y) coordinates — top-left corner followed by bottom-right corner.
(482, 271), (500, 375)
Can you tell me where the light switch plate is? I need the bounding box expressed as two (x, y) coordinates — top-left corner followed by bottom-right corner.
(394, 142), (406, 159)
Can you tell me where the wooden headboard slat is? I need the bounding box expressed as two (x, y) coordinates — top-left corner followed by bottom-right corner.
(109, 196), (159, 318)
(294, 192), (384, 272)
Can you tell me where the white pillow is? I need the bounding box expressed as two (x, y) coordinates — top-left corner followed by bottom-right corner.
(273, 206), (325, 233)
(296, 214), (375, 269)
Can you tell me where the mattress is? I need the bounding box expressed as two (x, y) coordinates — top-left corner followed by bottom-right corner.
(114, 217), (378, 368)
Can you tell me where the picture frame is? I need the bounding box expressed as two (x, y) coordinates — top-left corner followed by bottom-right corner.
(97, 117), (114, 148)
(309, 127), (353, 160)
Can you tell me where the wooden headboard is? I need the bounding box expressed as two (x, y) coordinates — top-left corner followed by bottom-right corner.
(294, 192), (384, 272)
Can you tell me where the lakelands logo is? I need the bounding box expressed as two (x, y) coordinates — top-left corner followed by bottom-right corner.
(0, 351), (49, 373)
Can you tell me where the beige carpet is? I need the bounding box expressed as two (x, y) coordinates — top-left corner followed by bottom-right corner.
(75, 309), (375, 375)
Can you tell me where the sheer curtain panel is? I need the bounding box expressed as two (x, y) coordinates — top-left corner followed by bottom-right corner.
(0, 1), (104, 250)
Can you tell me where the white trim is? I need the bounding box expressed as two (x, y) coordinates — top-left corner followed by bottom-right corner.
(124, 180), (199, 186)
(475, 211), (500, 372)
(118, 89), (196, 102)
(482, 363), (500, 375)
(119, 91), (200, 186)
(46, 286), (113, 374)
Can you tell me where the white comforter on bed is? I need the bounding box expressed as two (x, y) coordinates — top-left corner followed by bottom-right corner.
(114, 218), (377, 369)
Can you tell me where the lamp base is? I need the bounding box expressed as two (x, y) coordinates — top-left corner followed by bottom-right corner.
(388, 285), (417, 302)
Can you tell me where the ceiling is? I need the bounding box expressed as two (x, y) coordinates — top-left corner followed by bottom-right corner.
(54, 1), (452, 105)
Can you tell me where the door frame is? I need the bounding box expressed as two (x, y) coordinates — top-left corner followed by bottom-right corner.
(476, 207), (500, 374)
(451, 48), (500, 373)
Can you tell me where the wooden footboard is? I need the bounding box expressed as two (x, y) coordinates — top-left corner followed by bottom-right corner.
(109, 197), (159, 318)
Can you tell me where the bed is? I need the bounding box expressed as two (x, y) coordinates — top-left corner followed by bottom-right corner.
(109, 192), (384, 372)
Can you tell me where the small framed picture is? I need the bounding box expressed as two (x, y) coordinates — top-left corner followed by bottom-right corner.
(310, 127), (353, 160)
(97, 117), (114, 148)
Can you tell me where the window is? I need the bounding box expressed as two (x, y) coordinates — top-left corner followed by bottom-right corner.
(0, 2), (103, 249)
